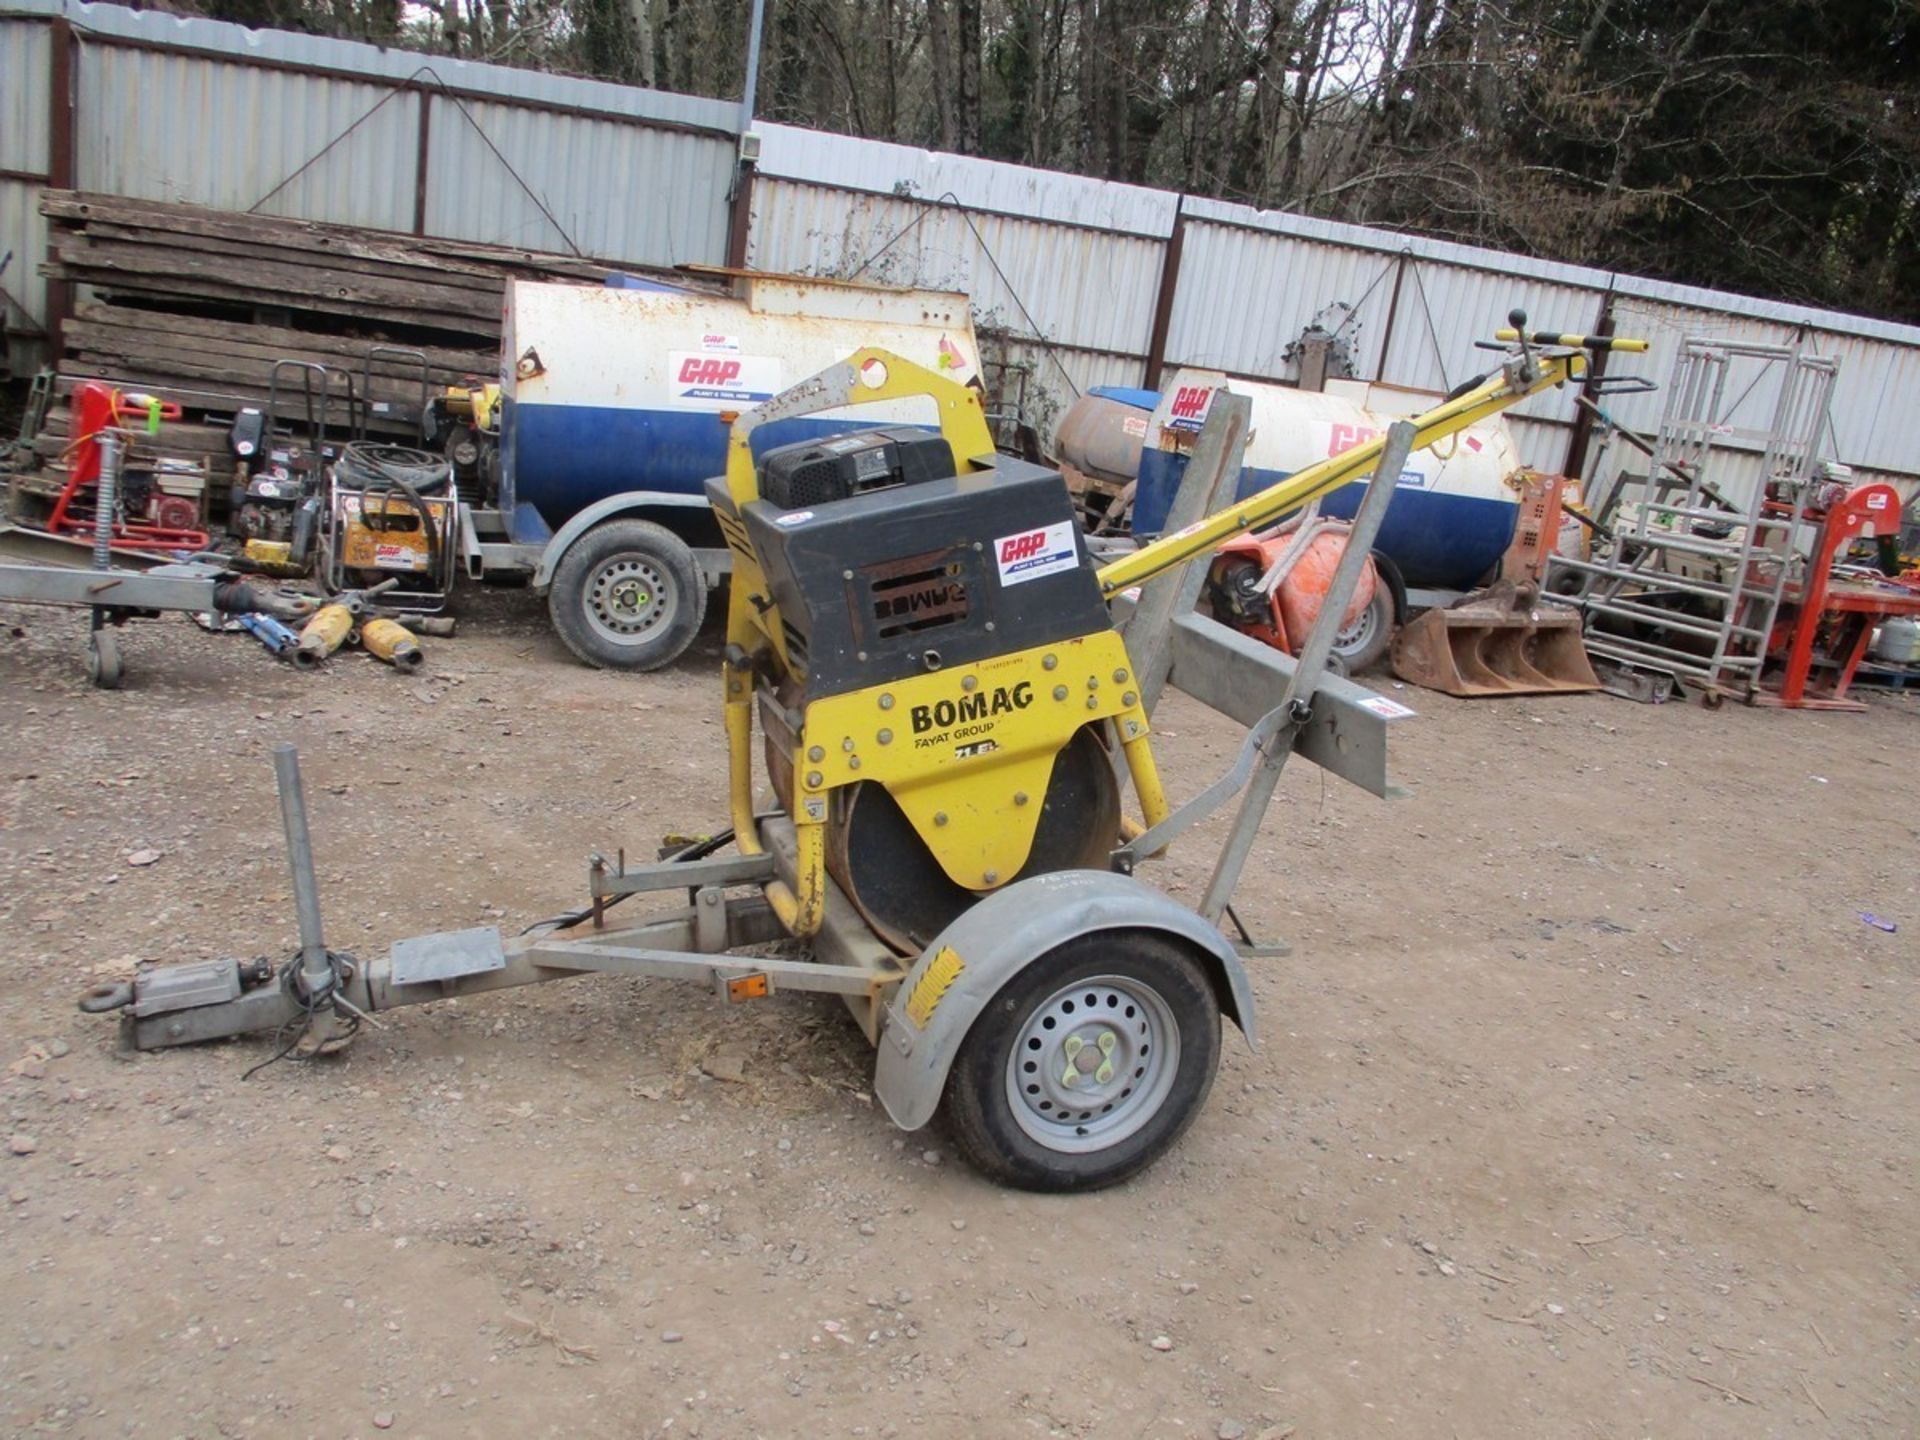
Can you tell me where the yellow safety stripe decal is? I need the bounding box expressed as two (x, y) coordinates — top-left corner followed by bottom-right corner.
(904, 946), (966, 1028)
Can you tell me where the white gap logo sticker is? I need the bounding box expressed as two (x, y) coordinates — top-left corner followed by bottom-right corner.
(995, 522), (1079, 586)
(1357, 695), (1417, 720)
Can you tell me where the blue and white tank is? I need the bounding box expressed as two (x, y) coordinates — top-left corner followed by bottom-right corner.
(1133, 370), (1526, 590)
(499, 276), (981, 542)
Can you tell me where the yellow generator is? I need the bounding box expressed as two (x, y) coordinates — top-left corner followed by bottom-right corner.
(323, 443), (458, 612)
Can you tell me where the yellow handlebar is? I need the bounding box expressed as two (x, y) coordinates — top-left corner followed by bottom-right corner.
(1494, 328), (1649, 354)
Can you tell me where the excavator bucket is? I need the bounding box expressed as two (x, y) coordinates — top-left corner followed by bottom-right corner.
(1391, 581), (1600, 697)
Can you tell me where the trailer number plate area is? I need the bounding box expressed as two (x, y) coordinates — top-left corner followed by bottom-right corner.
(390, 926), (507, 986)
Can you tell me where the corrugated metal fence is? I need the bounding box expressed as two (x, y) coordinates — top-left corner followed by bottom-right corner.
(745, 137), (1920, 503)
(0, 0), (737, 376)
(0, 16), (53, 354)
(4, 0), (1918, 503)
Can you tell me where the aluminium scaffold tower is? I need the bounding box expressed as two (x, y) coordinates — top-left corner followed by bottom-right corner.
(1546, 338), (1839, 701)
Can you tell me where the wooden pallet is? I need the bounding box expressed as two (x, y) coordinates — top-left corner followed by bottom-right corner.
(1851, 662), (1920, 690)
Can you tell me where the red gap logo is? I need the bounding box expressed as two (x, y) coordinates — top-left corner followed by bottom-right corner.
(1170, 387), (1211, 421)
(1000, 530), (1049, 564)
(1327, 422), (1382, 456)
(679, 357), (742, 386)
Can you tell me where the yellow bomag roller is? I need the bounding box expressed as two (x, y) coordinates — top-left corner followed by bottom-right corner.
(83, 317), (1645, 1192)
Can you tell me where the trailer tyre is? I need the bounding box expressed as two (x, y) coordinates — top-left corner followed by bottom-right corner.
(548, 519), (705, 671)
(944, 931), (1221, 1192)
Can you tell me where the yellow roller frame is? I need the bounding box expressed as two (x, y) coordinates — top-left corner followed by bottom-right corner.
(716, 334), (1645, 939)
(717, 351), (1165, 938)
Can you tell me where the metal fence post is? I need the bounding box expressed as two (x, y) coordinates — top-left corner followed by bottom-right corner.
(1124, 391), (1251, 717)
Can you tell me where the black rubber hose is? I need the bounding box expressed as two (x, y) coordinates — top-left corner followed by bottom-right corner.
(373, 473), (441, 587)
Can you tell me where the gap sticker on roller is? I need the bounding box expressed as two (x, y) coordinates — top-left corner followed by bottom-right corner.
(994, 521), (1078, 586)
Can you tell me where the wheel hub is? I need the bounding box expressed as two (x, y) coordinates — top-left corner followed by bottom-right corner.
(1335, 592), (1379, 652)
(586, 556), (674, 642)
(1004, 974), (1180, 1153)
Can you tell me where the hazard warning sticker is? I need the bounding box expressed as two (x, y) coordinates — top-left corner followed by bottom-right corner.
(994, 521), (1079, 586)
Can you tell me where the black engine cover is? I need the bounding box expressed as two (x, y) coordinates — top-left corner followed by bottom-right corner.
(711, 454), (1109, 698)
(756, 426), (954, 509)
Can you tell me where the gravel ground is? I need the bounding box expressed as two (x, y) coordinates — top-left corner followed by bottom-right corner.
(1, 590), (1915, 1439)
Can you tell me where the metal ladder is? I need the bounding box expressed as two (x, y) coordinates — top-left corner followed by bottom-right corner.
(1546, 338), (1839, 699)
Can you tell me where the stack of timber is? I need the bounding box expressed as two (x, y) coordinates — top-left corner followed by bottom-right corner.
(26, 191), (715, 491)
(41, 190), (670, 340)
(34, 306), (500, 470)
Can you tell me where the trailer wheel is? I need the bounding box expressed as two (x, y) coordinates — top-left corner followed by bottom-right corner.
(87, 631), (124, 690)
(944, 931), (1221, 1192)
(548, 519), (705, 671)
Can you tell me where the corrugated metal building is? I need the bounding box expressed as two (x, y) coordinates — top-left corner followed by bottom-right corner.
(0, 15), (53, 371)
(750, 125), (1175, 431)
(2, 0), (736, 289)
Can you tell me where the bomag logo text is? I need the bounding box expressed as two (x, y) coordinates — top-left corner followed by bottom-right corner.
(911, 680), (1033, 734)
(874, 581), (966, 622)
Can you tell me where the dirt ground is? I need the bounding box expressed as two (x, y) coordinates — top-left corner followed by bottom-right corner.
(0, 590), (1915, 1439)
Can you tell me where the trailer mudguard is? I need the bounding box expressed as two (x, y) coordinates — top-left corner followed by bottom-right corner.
(531, 491), (720, 590)
(872, 869), (1256, 1132)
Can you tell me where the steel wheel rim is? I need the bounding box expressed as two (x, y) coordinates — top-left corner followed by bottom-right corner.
(586, 555), (674, 645)
(1333, 590), (1381, 656)
(1004, 973), (1180, 1153)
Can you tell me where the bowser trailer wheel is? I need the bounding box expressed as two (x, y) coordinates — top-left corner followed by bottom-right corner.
(943, 931), (1221, 1192)
(549, 519), (705, 671)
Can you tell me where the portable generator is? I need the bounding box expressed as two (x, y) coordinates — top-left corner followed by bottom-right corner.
(322, 442), (458, 611)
